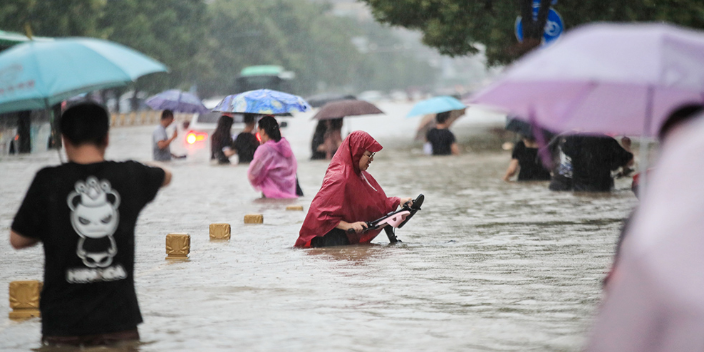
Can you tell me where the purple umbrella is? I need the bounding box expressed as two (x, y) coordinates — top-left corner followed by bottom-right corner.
(145, 89), (209, 113)
(311, 100), (383, 120)
(587, 119), (704, 352)
(469, 23), (704, 137)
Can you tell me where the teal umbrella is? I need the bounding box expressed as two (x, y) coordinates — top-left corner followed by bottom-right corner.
(406, 96), (466, 117)
(0, 37), (167, 114)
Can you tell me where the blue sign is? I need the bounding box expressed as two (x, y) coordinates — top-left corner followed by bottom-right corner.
(515, 1), (563, 45)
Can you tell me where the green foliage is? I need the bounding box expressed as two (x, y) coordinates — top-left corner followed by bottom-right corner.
(361, 0), (704, 65)
(0, 0), (438, 97)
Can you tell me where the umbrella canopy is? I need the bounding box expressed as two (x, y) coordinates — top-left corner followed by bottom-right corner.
(0, 38), (167, 114)
(306, 93), (356, 108)
(146, 89), (208, 113)
(469, 23), (704, 137)
(586, 119), (704, 352)
(407, 96), (466, 117)
(212, 89), (310, 115)
(0, 30), (52, 47)
(312, 100), (384, 120)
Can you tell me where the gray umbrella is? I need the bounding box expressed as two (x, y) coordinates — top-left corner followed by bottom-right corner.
(312, 100), (384, 120)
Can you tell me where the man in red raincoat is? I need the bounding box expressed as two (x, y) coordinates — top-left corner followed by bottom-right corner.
(295, 131), (412, 247)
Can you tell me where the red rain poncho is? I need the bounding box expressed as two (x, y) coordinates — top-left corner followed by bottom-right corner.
(295, 131), (400, 247)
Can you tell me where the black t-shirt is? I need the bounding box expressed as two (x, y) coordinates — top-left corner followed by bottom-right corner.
(11, 161), (165, 336)
(211, 133), (234, 164)
(233, 132), (259, 164)
(511, 140), (552, 181)
(562, 135), (633, 192)
(426, 128), (456, 155)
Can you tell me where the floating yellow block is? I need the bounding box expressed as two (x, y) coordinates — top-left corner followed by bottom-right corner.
(166, 233), (190, 260)
(210, 223), (231, 240)
(244, 214), (263, 224)
(9, 280), (42, 319)
(286, 205), (304, 211)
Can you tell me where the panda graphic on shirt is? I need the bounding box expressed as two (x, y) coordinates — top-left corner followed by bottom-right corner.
(67, 177), (120, 268)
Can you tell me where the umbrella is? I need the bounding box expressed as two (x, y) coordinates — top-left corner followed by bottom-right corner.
(469, 23), (704, 137)
(0, 37), (167, 114)
(0, 30), (52, 47)
(306, 93), (356, 108)
(407, 96), (466, 117)
(586, 120), (704, 352)
(145, 89), (208, 113)
(312, 100), (383, 120)
(212, 89), (310, 116)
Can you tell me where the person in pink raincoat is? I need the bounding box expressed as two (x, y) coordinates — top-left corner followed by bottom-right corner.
(247, 115), (298, 198)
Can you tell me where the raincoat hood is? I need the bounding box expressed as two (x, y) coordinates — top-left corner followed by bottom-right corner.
(265, 137), (293, 158)
(295, 131), (399, 247)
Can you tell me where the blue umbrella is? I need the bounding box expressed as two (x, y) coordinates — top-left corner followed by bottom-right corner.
(406, 96), (466, 117)
(212, 89), (310, 115)
(145, 89), (208, 113)
(0, 37), (167, 114)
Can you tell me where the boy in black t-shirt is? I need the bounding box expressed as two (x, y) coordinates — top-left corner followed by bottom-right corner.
(10, 101), (172, 346)
(426, 111), (459, 156)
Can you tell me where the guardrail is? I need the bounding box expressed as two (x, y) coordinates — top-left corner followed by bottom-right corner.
(109, 111), (191, 127)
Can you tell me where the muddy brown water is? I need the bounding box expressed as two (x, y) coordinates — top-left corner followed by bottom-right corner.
(0, 102), (637, 351)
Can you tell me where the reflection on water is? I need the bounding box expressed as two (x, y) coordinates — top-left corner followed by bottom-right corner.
(0, 102), (637, 351)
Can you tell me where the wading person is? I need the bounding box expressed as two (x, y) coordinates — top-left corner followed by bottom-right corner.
(561, 134), (633, 192)
(502, 134), (551, 182)
(247, 115), (298, 198)
(232, 113), (260, 164)
(426, 111), (459, 156)
(10, 101), (172, 347)
(152, 109), (177, 161)
(211, 115), (235, 164)
(295, 131), (412, 248)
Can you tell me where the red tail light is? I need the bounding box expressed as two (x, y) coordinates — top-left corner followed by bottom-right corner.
(255, 132), (261, 142)
(186, 131), (207, 144)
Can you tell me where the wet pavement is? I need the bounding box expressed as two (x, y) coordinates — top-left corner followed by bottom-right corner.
(0, 102), (638, 351)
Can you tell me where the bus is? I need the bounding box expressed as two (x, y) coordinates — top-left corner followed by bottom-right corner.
(235, 65), (295, 93)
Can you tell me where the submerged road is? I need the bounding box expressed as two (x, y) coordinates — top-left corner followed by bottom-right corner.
(0, 102), (637, 351)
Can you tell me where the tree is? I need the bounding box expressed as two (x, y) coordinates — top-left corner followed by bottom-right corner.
(360, 0), (704, 65)
(0, 0), (106, 37)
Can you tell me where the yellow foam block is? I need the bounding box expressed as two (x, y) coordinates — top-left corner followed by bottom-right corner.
(9, 280), (42, 320)
(286, 205), (304, 211)
(244, 214), (264, 224)
(210, 223), (231, 240)
(166, 233), (190, 260)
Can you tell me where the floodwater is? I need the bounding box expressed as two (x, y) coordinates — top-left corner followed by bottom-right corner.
(0, 102), (637, 351)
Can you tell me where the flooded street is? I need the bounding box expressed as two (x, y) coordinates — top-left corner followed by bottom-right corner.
(0, 102), (637, 351)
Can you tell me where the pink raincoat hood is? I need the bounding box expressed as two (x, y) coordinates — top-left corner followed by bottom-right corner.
(266, 138), (294, 158)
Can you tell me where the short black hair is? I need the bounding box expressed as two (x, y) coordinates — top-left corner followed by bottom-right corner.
(243, 113), (256, 124)
(436, 111), (451, 124)
(659, 104), (704, 140)
(161, 109), (174, 120)
(59, 101), (109, 146)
